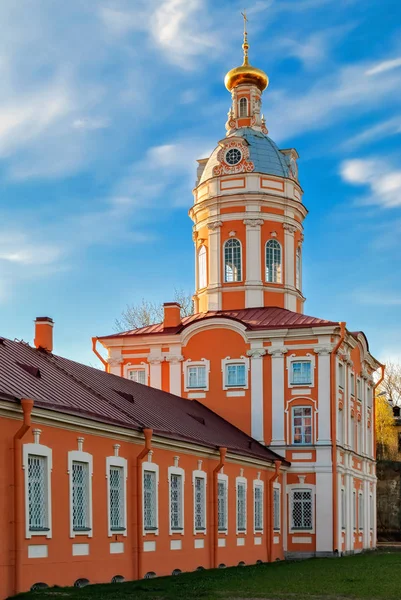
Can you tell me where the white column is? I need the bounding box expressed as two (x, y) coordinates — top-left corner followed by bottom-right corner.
(363, 477), (369, 548)
(243, 219), (263, 308)
(315, 346), (332, 444)
(283, 222), (297, 311)
(345, 471), (353, 552)
(268, 347), (287, 447)
(207, 220), (222, 311)
(315, 468), (333, 553)
(247, 348), (266, 442)
(148, 356), (162, 390)
(167, 355), (184, 397)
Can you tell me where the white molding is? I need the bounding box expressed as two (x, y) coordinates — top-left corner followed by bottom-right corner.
(183, 358), (210, 392)
(285, 397), (317, 446)
(168, 464), (185, 535)
(236, 476), (247, 534)
(181, 318), (248, 346)
(142, 461), (159, 536)
(106, 455), (128, 537)
(67, 449), (93, 538)
(23, 443), (53, 539)
(217, 473), (228, 534)
(253, 479), (264, 534)
(221, 356), (249, 390)
(286, 353), (316, 388)
(192, 469), (207, 535)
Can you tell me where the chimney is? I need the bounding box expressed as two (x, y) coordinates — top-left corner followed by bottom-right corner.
(34, 317), (54, 352)
(163, 302), (181, 329)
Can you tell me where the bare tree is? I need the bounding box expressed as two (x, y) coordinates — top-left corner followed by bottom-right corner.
(378, 361), (401, 407)
(114, 288), (194, 332)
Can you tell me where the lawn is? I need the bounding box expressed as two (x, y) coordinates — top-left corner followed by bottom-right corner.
(12, 552), (401, 600)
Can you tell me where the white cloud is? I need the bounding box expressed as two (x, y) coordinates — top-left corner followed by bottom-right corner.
(72, 117), (110, 130)
(0, 232), (63, 266)
(340, 158), (401, 208)
(366, 57), (401, 76)
(343, 117), (401, 149)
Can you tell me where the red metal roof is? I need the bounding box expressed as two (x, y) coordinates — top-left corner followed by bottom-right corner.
(99, 306), (339, 340)
(0, 338), (287, 465)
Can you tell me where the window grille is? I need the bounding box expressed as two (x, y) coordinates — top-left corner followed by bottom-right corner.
(239, 97), (248, 117)
(273, 488), (280, 531)
(237, 482), (246, 531)
(226, 364), (246, 387)
(194, 477), (206, 531)
(198, 246), (207, 289)
(129, 369), (146, 384)
(217, 480), (227, 530)
(292, 490), (312, 529)
(293, 406), (312, 444)
(187, 366), (206, 389)
(170, 474), (183, 530)
(291, 361), (312, 385)
(353, 490), (356, 529)
(296, 247), (301, 289)
(143, 470), (157, 530)
(254, 485), (263, 531)
(110, 466), (125, 531)
(224, 239), (242, 282)
(341, 489), (346, 529)
(28, 455), (48, 531)
(358, 494), (363, 530)
(265, 240), (282, 283)
(72, 462), (90, 531)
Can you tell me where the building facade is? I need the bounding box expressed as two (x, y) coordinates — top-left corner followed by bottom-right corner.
(97, 29), (382, 560)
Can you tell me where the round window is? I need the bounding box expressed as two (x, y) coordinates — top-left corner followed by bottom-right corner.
(225, 148), (242, 166)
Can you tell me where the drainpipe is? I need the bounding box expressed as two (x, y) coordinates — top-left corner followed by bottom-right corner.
(330, 322), (346, 554)
(267, 460), (281, 563)
(91, 337), (109, 372)
(14, 398), (34, 596)
(212, 447), (227, 569)
(135, 429), (152, 581)
(373, 363), (385, 460)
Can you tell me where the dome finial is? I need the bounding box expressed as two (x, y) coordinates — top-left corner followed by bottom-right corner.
(241, 9), (249, 66)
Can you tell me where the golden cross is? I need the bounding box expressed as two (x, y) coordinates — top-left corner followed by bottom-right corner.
(241, 9), (248, 35)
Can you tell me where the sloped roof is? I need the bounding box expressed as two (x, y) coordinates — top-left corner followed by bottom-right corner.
(0, 338), (287, 465)
(100, 306), (338, 339)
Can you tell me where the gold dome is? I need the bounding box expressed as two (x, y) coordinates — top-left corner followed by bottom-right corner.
(224, 63), (269, 92)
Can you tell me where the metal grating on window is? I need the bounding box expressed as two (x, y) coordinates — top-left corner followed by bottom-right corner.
(273, 488), (280, 531)
(170, 474), (183, 530)
(28, 455), (48, 531)
(254, 485), (263, 531)
(237, 482), (246, 531)
(292, 490), (312, 529)
(194, 477), (206, 530)
(218, 480), (227, 530)
(110, 466), (125, 530)
(72, 462), (90, 531)
(143, 471), (157, 530)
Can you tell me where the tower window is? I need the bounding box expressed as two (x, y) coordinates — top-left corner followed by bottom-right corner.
(198, 245), (207, 289)
(224, 239), (242, 282)
(265, 240), (282, 283)
(239, 97), (248, 117)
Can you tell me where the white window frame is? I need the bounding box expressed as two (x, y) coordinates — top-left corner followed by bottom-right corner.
(273, 482), (281, 532)
(168, 465), (185, 535)
(68, 450), (93, 538)
(286, 353), (316, 388)
(23, 443), (53, 539)
(106, 455), (128, 537)
(357, 378), (362, 402)
(125, 361), (149, 385)
(222, 356), (249, 390)
(288, 484), (315, 533)
(142, 461), (159, 536)
(236, 476), (247, 534)
(338, 361), (345, 389)
(292, 405), (313, 445)
(217, 473), (228, 535)
(183, 358), (210, 392)
(198, 245), (207, 290)
(350, 372), (355, 398)
(238, 96), (248, 117)
(253, 479), (264, 534)
(193, 469), (207, 535)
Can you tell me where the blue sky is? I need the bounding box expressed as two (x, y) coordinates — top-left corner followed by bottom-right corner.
(1, 0), (401, 366)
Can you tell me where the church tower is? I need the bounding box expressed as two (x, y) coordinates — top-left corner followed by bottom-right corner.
(190, 19), (306, 313)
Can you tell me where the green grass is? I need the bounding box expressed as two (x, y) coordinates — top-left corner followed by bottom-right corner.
(12, 552), (401, 600)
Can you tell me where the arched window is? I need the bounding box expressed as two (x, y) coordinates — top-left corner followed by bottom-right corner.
(296, 247), (301, 289)
(239, 97), (248, 118)
(198, 245), (207, 289)
(224, 239), (242, 282)
(265, 240), (282, 283)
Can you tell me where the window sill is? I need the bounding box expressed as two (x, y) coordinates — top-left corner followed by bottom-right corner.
(290, 383), (312, 387)
(110, 527), (126, 532)
(73, 527), (92, 533)
(29, 527), (50, 533)
(195, 527), (206, 532)
(186, 387), (207, 391)
(273, 529), (280, 533)
(171, 527), (184, 532)
(291, 528), (313, 532)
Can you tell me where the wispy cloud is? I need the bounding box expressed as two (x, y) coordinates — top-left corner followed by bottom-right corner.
(343, 116), (401, 150)
(340, 158), (401, 208)
(351, 290), (401, 307)
(366, 57), (401, 76)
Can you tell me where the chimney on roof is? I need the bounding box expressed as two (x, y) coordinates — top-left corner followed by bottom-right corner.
(163, 302), (181, 329)
(34, 317), (54, 352)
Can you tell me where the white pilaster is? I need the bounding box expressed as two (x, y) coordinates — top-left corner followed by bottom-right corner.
(283, 222), (297, 311)
(246, 347), (266, 442)
(268, 346), (287, 446)
(107, 353), (123, 376)
(315, 469), (333, 553)
(167, 355), (184, 397)
(148, 353), (163, 390)
(243, 219), (263, 308)
(314, 346), (332, 444)
(207, 220), (222, 311)
(363, 478), (369, 548)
